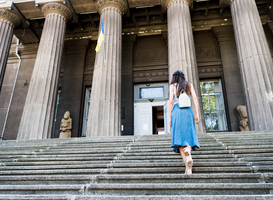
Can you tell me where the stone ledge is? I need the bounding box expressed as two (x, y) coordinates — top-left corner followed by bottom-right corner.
(0, 195), (273, 200)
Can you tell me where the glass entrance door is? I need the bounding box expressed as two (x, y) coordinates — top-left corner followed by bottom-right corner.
(200, 79), (228, 131)
(81, 87), (91, 137)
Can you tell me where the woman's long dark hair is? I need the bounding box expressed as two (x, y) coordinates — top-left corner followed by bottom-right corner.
(171, 70), (191, 97)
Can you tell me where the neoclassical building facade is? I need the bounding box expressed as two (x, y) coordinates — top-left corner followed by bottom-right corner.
(0, 0), (273, 140)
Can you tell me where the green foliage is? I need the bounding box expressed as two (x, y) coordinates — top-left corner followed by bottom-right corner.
(200, 81), (218, 131)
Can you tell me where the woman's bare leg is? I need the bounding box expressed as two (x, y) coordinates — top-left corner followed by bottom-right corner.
(179, 146), (187, 163)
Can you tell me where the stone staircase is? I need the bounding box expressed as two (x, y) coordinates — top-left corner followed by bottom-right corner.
(0, 131), (272, 199)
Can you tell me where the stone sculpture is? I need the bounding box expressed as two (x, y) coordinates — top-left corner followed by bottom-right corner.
(59, 111), (72, 138)
(236, 105), (249, 131)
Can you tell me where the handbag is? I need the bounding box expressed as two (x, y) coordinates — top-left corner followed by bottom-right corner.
(178, 90), (191, 108)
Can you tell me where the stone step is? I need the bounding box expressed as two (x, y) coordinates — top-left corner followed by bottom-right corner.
(250, 161), (273, 166)
(109, 162), (249, 168)
(0, 166), (254, 175)
(0, 140), (221, 147)
(0, 183), (272, 195)
(255, 166), (273, 173)
(0, 195), (273, 200)
(0, 158), (242, 166)
(0, 156), (116, 162)
(6, 147), (228, 154)
(0, 169), (102, 175)
(232, 149), (273, 154)
(122, 152), (234, 157)
(0, 144), (227, 153)
(129, 145), (225, 150)
(215, 138), (273, 141)
(0, 148), (271, 157)
(103, 166), (254, 174)
(213, 135), (273, 138)
(0, 164), (109, 170)
(84, 183), (273, 195)
(86, 183), (273, 195)
(0, 184), (84, 195)
(0, 160), (111, 166)
(227, 145), (273, 149)
(0, 149), (126, 155)
(93, 173), (269, 184)
(0, 158), (241, 167)
(218, 142), (273, 146)
(0, 173), (268, 185)
(0, 154), (236, 162)
(119, 154), (235, 159)
(235, 153), (273, 158)
(0, 161), (250, 170)
(215, 135), (273, 138)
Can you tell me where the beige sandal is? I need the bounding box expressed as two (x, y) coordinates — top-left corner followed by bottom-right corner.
(185, 166), (192, 174)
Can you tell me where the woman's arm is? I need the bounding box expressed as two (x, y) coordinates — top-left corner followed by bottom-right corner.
(169, 84), (174, 127)
(190, 83), (200, 124)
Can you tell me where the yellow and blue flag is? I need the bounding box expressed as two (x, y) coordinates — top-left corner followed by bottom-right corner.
(95, 20), (104, 53)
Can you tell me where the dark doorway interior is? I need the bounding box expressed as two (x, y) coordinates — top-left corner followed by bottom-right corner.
(152, 106), (164, 135)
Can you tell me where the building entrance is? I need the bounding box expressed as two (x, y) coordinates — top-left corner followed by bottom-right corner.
(134, 83), (170, 136)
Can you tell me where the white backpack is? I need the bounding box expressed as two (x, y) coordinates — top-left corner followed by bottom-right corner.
(178, 90), (191, 108)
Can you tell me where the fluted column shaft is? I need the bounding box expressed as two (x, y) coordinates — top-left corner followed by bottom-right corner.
(0, 9), (21, 92)
(17, 3), (72, 140)
(166, 0), (206, 133)
(86, 0), (127, 137)
(230, 0), (273, 130)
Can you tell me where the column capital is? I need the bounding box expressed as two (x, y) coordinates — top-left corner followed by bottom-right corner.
(163, 0), (192, 9)
(42, 2), (73, 22)
(219, 0), (232, 7)
(96, 0), (128, 15)
(0, 9), (21, 28)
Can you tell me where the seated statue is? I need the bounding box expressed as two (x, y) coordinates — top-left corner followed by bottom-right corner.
(236, 105), (249, 131)
(59, 111), (72, 138)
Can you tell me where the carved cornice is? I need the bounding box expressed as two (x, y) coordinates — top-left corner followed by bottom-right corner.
(219, 0), (231, 7)
(198, 67), (223, 74)
(96, 0), (128, 15)
(42, 3), (73, 22)
(163, 0), (192, 9)
(0, 9), (21, 28)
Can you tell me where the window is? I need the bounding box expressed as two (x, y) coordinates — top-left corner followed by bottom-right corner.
(134, 83), (169, 102)
(140, 87), (164, 99)
(82, 87), (91, 137)
(200, 79), (228, 131)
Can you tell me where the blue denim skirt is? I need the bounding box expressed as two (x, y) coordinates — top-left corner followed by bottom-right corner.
(171, 103), (200, 153)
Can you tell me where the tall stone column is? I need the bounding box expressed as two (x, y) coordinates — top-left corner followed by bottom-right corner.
(220, 0), (273, 130)
(164, 0), (206, 133)
(0, 9), (21, 92)
(17, 3), (72, 140)
(86, 0), (127, 137)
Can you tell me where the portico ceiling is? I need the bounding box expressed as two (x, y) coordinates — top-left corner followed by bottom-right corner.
(7, 0), (271, 19)
(2, 0), (272, 43)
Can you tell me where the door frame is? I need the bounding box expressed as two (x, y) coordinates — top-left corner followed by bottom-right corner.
(134, 101), (169, 136)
